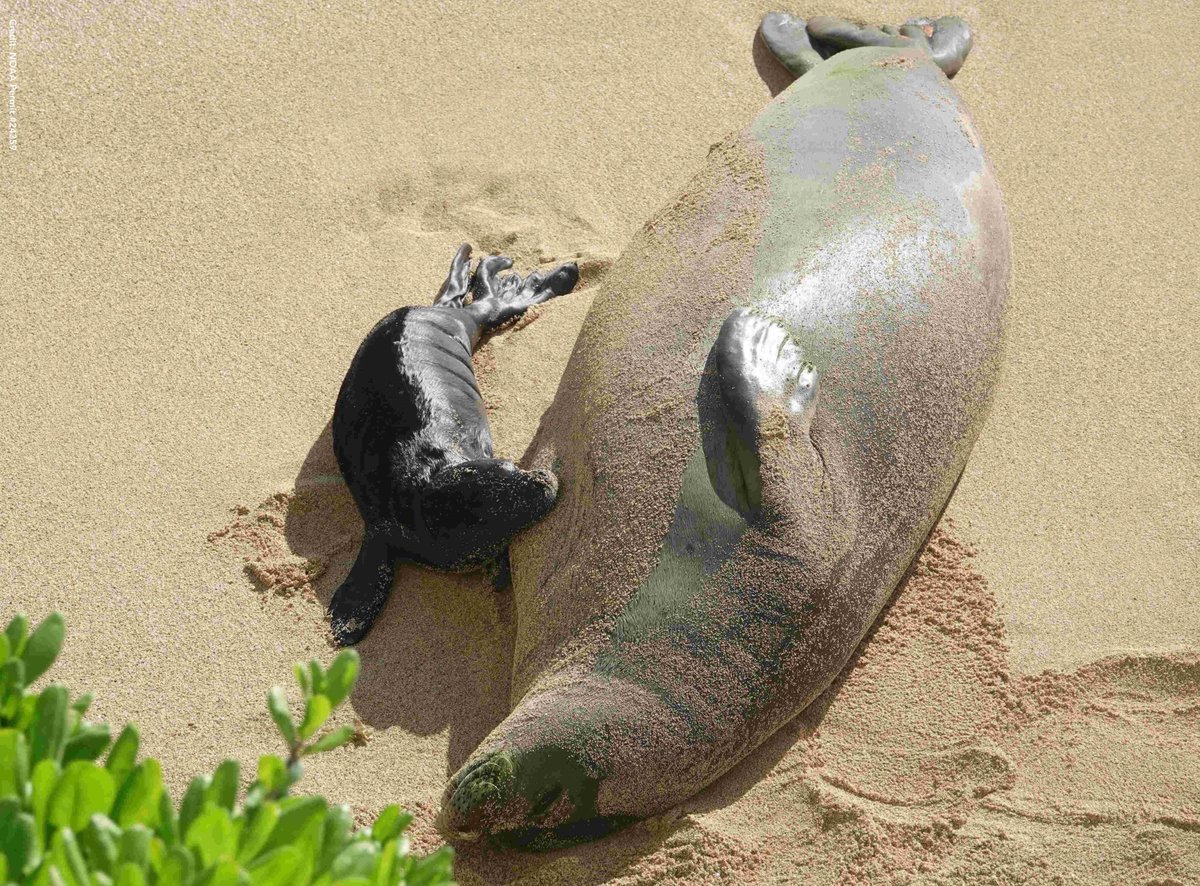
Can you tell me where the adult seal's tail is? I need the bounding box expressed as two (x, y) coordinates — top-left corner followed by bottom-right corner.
(439, 13), (1009, 849)
(328, 244), (580, 646)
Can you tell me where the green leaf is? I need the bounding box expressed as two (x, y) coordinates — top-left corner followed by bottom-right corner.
(324, 652), (360, 709)
(198, 857), (244, 886)
(316, 804), (353, 876)
(63, 722), (112, 763)
(0, 659), (24, 705)
(31, 685), (70, 763)
(293, 665), (310, 698)
(407, 846), (454, 886)
(0, 800), (39, 880)
(104, 724), (139, 785)
(49, 827), (90, 886)
(79, 815), (120, 876)
(22, 613), (66, 685)
(208, 759), (240, 811)
(148, 833), (167, 875)
(112, 759), (163, 828)
(246, 846), (302, 886)
(0, 730), (28, 799)
(117, 824), (152, 868)
(255, 757), (287, 795)
(70, 692), (93, 715)
(298, 696), (331, 742)
(0, 633), (8, 665)
(266, 688), (296, 747)
(5, 615), (29, 659)
(372, 837), (401, 886)
(329, 842), (378, 880)
(308, 662), (325, 697)
(304, 725), (355, 757)
(113, 861), (147, 886)
(236, 801), (279, 863)
(185, 805), (236, 868)
(242, 783), (267, 810)
(14, 687), (39, 727)
(263, 795), (325, 854)
(370, 805), (411, 844)
(178, 774), (211, 839)
(48, 760), (117, 831)
(156, 845), (194, 886)
(30, 758), (62, 835)
(156, 786), (180, 845)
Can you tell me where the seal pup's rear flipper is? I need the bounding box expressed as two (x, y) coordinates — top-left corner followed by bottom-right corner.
(433, 242), (474, 307)
(328, 528), (399, 647)
(464, 257), (580, 332)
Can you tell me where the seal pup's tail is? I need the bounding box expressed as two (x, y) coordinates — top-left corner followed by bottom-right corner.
(328, 527), (399, 647)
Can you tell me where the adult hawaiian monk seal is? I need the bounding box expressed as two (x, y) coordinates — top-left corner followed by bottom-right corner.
(328, 245), (579, 646)
(440, 13), (1009, 848)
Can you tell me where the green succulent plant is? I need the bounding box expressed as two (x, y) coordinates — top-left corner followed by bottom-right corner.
(0, 612), (454, 885)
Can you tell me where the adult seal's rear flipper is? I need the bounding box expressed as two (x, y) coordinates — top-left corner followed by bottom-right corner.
(699, 308), (822, 521)
(762, 12), (972, 80)
(758, 13), (825, 79)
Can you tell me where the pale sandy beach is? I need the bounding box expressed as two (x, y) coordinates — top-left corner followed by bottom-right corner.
(2, 1), (1198, 883)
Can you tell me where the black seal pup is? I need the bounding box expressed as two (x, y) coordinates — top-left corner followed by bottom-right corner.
(438, 13), (1009, 848)
(328, 244), (579, 646)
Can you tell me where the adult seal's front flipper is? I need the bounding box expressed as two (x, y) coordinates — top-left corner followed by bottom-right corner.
(700, 308), (823, 522)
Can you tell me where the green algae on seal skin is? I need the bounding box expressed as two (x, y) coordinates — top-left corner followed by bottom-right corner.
(440, 12), (1010, 850)
(439, 729), (638, 850)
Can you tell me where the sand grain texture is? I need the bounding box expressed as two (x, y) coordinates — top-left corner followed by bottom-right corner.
(3, 1), (1197, 883)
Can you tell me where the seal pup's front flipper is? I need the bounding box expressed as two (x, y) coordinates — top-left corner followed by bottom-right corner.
(417, 459), (559, 573)
(328, 528), (400, 647)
